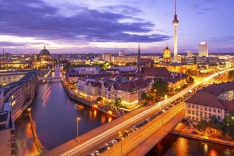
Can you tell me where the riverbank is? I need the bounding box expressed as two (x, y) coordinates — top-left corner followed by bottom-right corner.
(170, 121), (234, 147)
(61, 80), (118, 118)
(28, 112), (47, 154)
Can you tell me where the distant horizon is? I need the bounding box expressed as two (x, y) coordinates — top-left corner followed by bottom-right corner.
(1, 47), (234, 55)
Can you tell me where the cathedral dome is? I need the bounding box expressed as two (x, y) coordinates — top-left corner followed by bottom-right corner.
(39, 46), (50, 56)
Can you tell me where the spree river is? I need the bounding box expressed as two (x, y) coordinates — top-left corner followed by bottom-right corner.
(146, 134), (234, 156)
(15, 71), (112, 154)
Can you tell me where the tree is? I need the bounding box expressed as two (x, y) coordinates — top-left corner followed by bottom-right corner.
(96, 97), (103, 102)
(188, 77), (194, 83)
(197, 119), (208, 131)
(114, 98), (122, 110)
(185, 69), (198, 76)
(152, 78), (169, 97)
(141, 92), (149, 101)
(228, 70), (234, 80)
(101, 62), (110, 70)
(222, 114), (234, 137)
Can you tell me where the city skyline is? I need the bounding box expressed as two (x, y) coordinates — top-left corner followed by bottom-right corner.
(0, 0), (234, 54)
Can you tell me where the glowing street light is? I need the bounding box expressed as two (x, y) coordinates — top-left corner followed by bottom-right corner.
(77, 117), (80, 138)
(27, 108), (31, 113)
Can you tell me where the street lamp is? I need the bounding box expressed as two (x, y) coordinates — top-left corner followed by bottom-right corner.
(161, 113), (163, 130)
(154, 89), (156, 102)
(27, 108), (31, 113)
(77, 117), (80, 138)
(119, 132), (123, 156)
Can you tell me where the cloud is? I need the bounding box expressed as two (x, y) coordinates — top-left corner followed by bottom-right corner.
(103, 5), (142, 15)
(0, 42), (26, 46)
(0, 0), (170, 44)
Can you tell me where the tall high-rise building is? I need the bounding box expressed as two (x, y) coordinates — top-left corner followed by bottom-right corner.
(186, 51), (193, 57)
(119, 50), (125, 57)
(198, 42), (208, 57)
(137, 44), (141, 74)
(172, 0), (179, 63)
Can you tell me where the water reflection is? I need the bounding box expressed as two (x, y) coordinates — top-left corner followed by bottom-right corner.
(209, 149), (218, 156)
(15, 114), (39, 156)
(94, 110), (97, 118)
(108, 117), (113, 123)
(15, 71), (113, 152)
(146, 134), (234, 156)
(204, 142), (208, 154)
(175, 137), (188, 156)
(101, 115), (106, 124)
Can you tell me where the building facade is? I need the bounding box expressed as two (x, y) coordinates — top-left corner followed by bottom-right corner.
(163, 46), (171, 63)
(185, 82), (234, 123)
(0, 106), (16, 156)
(198, 42), (208, 57)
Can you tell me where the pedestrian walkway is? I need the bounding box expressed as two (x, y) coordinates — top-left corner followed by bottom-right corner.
(171, 121), (234, 147)
(28, 113), (47, 154)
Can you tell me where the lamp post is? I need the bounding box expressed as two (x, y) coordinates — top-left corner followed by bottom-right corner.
(154, 89), (156, 102)
(27, 108), (31, 113)
(77, 117), (80, 138)
(27, 108), (31, 119)
(119, 132), (123, 156)
(161, 113), (163, 130)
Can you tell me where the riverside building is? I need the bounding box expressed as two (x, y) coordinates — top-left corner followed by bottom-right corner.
(185, 82), (234, 123)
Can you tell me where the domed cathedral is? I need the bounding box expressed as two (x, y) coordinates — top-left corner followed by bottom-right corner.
(39, 46), (51, 60)
(163, 46), (171, 63)
(32, 46), (54, 69)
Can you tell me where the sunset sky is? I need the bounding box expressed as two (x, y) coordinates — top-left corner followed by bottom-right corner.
(0, 0), (233, 54)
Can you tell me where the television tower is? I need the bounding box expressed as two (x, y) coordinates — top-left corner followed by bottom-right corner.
(137, 44), (141, 74)
(172, 0), (179, 63)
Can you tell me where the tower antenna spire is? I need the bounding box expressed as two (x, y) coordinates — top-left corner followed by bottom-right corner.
(137, 43), (141, 74)
(172, 0), (179, 63)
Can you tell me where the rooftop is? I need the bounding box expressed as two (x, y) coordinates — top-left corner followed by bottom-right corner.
(186, 92), (225, 109)
(201, 81), (234, 97)
(0, 111), (8, 123)
(141, 67), (172, 78)
(186, 81), (234, 111)
(0, 70), (38, 96)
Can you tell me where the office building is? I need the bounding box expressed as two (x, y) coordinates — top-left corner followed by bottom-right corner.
(198, 42), (208, 57)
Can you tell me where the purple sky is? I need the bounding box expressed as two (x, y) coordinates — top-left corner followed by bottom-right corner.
(0, 0), (233, 54)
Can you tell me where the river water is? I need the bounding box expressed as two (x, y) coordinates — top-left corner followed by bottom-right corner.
(15, 71), (112, 154)
(146, 133), (234, 156)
